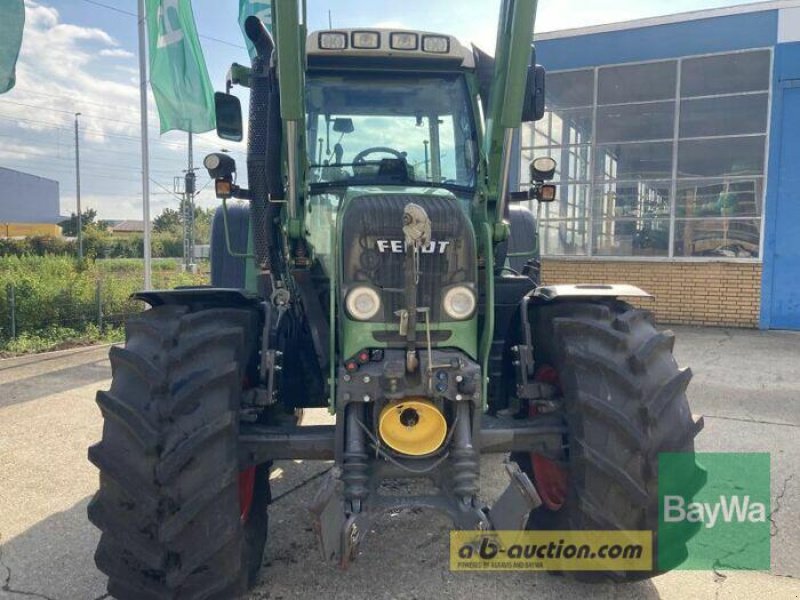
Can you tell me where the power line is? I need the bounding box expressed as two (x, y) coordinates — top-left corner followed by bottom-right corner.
(0, 99), (134, 123)
(0, 111), (246, 157)
(77, 0), (246, 50)
(4, 94), (250, 145)
(80, 0), (135, 17)
(9, 87), (146, 114)
(0, 131), (236, 168)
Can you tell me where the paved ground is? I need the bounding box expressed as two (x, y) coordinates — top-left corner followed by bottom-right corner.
(1, 327), (799, 600)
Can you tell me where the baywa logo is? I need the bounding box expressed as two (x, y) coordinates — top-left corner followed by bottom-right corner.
(658, 452), (771, 571)
(663, 494), (767, 528)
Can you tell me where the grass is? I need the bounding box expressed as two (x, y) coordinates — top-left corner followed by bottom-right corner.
(0, 256), (209, 356)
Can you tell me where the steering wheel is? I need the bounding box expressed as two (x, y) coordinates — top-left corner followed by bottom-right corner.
(353, 146), (406, 164)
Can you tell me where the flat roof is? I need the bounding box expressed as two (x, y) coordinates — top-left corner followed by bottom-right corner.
(0, 166), (59, 185)
(536, 0), (800, 40)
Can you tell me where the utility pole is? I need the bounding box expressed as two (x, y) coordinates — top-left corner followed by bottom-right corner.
(74, 112), (83, 259)
(183, 132), (197, 273)
(137, 0), (152, 290)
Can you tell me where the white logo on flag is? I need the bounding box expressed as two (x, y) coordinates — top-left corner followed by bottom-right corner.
(157, 0), (184, 48)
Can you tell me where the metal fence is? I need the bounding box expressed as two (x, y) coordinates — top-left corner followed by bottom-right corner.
(0, 262), (209, 348)
(3, 279), (133, 340)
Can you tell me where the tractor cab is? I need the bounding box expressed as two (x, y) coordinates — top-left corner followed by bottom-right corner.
(303, 31), (484, 321)
(305, 30), (478, 185)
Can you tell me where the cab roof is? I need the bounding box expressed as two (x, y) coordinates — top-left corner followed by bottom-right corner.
(306, 28), (475, 69)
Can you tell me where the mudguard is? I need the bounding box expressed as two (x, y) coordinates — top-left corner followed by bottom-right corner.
(533, 284), (653, 301)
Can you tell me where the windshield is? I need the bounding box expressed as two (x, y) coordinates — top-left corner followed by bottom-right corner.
(305, 73), (477, 190)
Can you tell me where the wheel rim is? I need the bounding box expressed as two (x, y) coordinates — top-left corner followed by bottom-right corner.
(529, 364), (568, 510)
(531, 453), (568, 510)
(239, 466), (256, 523)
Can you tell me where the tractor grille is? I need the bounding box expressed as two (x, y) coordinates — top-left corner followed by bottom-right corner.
(340, 193), (476, 323)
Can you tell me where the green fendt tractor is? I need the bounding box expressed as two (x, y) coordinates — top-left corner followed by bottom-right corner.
(88, 1), (705, 597)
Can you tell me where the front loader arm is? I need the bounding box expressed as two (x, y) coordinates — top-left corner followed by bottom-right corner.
(272, 0), (307, 239)
(483, 0), (539, 239)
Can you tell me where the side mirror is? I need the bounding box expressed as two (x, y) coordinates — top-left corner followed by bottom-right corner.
(521, 65), (546, 123)
(333, 117), (354, 134)
(215, 92), (243, 142)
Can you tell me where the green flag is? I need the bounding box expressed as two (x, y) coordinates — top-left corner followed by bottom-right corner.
(0, 0), (25, 94)
(239, 0), (273, 61)
(146, 0), (215, 133)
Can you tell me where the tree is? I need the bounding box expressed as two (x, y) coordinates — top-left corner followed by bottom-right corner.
(153, 207), (182, 234)
(194, 206), (214, 244)
(59, 208), (97, 237)
(97, 220), (117, 231)
(152, 203), (215, 244)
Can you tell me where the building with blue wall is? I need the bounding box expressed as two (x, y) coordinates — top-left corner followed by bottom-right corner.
(519, 0), (800, 330)
(0, 167), (62, 237)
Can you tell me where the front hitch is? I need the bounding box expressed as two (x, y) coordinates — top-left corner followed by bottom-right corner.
(309, 427), (542, 567)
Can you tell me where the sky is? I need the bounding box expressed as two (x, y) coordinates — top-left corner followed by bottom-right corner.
(0, 0), (769, 220)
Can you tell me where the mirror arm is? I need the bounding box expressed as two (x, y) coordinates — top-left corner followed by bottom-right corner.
(509, 191), (530, 202)
(233, 186), (251, 200)
(508, 182), (557, 203)
(226, 63), (252, 93)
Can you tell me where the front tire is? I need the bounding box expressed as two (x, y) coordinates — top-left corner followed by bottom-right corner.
(516, 300), (705, 581)
(88, 305), (269, 599)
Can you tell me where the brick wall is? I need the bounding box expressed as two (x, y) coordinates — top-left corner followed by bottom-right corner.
(541, 259), (762, 328)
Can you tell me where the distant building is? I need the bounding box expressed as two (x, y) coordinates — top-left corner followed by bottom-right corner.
(521, 0), (800, 330)
(0, 167), (62, 237)
(110, 220), (145, 237)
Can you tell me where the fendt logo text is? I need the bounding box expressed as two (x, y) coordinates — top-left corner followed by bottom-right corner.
(663, 495), (767, 528)
(376, 240), (451, 254)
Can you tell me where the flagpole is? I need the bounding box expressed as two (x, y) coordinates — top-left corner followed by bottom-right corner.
(137, 0), (152, 290)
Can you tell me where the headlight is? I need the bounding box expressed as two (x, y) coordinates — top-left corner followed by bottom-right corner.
(443, 286), (476, 320)
(319, 32), (347, 50)
(352, 31), (380, 49)
(390, 32), (418, 51)
(422, 35), (450, 54)
(346, 286), (381, 321)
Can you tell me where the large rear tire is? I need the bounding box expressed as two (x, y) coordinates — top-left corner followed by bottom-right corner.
(88, 305), (269, 599)
(514, 300), (705, 582)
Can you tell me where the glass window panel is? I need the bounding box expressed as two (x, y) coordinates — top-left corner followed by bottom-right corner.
(521, 122), (535, 148)
(594, 141), (674, 180)
(597, 101), (675, 143)
(678, 136), (765, 178)
(680, 94), (769, 138)
(598, 61), (677, 104)
(593, 219), (670, 257)
(527, 109), (594, 147)
(532, 112), (558, 147)
(673, 219), (761, 258)
(547, 70), (595, 108)
(548, 108), (593, 146)
(676, 178), (763, 218)
(594, 181), (672, 220)
(681, 51), (771, 97)
(539, 220), (589, 256)
(538, 183), (591, 220)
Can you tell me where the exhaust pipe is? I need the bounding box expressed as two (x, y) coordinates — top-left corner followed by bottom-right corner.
(245, 15), (284, 293)
(244, 15), (274, 61)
